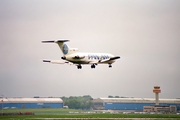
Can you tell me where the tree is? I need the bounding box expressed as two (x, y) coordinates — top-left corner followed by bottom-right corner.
(62, 95), (93, 109)
(108, 95), (114, 98)
(115, 96), (120, 98)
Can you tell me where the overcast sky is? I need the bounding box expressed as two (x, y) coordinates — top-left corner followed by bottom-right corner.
(0, 0), (180, 99)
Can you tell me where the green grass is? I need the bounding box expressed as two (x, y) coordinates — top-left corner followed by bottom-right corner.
(1, 108), (82, 115)
(0, 108), (180, 120)
(0, 114), (180, 120)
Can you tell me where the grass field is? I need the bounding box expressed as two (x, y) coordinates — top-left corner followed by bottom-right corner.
(0, 108), (180, 120)
(1, 108), (81, 115)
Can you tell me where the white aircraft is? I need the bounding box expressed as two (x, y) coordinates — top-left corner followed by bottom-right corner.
(42, 40), (120, 69)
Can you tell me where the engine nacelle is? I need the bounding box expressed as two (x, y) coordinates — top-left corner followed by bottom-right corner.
(74, 55), (85, 59)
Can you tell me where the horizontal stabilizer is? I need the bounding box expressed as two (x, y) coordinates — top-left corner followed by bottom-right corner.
(43, 60), (51, 62)
(43, 59), (67, 64)
(42, 40), (69, 43)
(43, 59), (73, 65)
(56, 40), (69, 42)
(42, 41), (55, 43)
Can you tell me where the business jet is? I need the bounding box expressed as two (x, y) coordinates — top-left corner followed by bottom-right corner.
(42, 40), (120, 69)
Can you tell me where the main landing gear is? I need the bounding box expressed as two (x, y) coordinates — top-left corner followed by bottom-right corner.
(91, 64), (96, 69)
(77, 65), (82, 69)
(109, 64), (112, 68)
(77, 64), (112, 69)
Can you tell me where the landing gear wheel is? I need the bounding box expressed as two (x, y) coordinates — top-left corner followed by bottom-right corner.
(109, 64), (112, 68)
(77, 65), (82, 69)
(91, 64), (96, 69)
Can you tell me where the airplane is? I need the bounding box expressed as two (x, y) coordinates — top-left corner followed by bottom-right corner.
(42, 40), (120, 69)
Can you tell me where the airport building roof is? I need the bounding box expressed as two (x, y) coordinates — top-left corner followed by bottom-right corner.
(94, 98), (180, 103)
(1, 98), (63, 103)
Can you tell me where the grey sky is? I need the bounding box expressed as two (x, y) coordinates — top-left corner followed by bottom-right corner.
(0, 0), (180, 99)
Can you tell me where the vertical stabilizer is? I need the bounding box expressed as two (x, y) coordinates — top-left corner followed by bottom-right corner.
(42, 40), (78, 55)
(55, 40), (70, 55)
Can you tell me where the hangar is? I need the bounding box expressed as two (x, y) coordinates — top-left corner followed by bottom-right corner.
(92, 98), (180, 111)
(0, 98), (63, 109)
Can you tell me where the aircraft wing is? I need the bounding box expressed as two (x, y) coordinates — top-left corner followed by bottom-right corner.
(89, 61), (98, 64)
(88, 56), (120, 64)
(43, 59), (73, 65)
(109, 56), (120, 60)
(99, 56), (120, 63)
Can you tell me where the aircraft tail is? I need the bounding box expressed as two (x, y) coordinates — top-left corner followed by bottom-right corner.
(42, 40), (78, 55)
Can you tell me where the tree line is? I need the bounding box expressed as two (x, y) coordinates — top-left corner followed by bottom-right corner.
(61, 95), (93, 110)
(60, 95), (132, 109)
(108, 95), (133, 98)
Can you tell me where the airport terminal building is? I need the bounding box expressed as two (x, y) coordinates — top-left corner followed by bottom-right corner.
(0, 98), (63, 109)
(92, 98), (180, 111)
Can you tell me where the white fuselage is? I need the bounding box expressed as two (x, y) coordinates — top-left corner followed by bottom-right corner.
(65, 52), (115, 64)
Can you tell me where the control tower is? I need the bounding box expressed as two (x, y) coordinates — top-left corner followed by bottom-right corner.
(153, 86), (161, 105)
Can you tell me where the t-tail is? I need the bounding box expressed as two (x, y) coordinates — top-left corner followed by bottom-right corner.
(42, 40), (78, 55)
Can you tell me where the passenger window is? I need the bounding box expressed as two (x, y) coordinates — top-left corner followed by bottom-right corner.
(97, 56), (99, 60)
(101, 56), (103, 59)
(91, 55), (93, 59)
(103, 56), (105, 59)
(101, 56), (104, 59)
